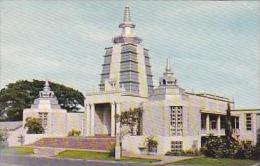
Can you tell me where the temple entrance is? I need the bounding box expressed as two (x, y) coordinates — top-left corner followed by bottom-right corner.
(94, 103), (111, 136)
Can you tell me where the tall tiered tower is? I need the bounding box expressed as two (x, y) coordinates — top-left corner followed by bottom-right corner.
(99, 6), (154, 97)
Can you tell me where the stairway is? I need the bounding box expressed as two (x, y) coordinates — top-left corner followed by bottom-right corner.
(32, 136), (116, 151)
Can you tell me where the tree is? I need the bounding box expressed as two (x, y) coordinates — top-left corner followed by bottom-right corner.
(115, 107), (143, 159)
(225, 102), (232, 139)
(116, 108), (143, 136)
(0, 80), (85, 121)
(24, 117), (44, 134)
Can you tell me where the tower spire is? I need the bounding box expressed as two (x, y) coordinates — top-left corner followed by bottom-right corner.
(123, 5), (131, 22)
(165, 58), (172, 73)
(159, 58), (178, 86)
(164, 58), (174, 76)
(119, 6), (135, 37)
(113, 6), (142, 44)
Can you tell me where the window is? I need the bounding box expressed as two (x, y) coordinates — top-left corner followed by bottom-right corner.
(121, 52), (137, 62)
(39, 112), (48, 132)
(220, 116), (226, 129)
(103, 56), (111, 64)
(121, 44), (137, 53)
(101, 64), (110, 74)
(210, 120), (217, 130)
(163, 79), (166, 85)
(146, 66), (152, 76)
(235, 117), (239, 129)
(100, 73), (109, 84)
(120, 61), (138, 72)
(170, 106), (183, 136)
(246, 113), (252, 131)
(201, 114), (206, 129)
(171, 141), (183, 152)
(105, 48), (113, 55)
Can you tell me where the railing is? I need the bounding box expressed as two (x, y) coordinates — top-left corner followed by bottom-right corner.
(201, 129), (225, 136)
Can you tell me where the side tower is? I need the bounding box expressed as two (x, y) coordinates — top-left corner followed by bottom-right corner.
(99, 6), (154, 97)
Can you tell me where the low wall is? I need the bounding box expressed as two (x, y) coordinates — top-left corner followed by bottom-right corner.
(7, 127), (23, 147)
(122, 135), (201, 155)
(24, 134), (46, 145)
(67, 113), (84, 136)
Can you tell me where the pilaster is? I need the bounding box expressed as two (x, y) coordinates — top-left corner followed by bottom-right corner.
(206, 114), (210, 133)
(111, 102), (116, 137)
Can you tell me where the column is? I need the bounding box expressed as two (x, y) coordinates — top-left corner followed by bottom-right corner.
(90, 104), (95, 136)
(85, 104), (90, 136)
(206, 114), (210, 133)
(234, 117), (237, 130)
(217, 115), (221, 135)
(115, 102), (121, 160)
(116, 103), (121, 136)
(111, 102), (116, 137)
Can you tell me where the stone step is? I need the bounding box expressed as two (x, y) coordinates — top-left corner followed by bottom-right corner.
(32, 137), (116, 151)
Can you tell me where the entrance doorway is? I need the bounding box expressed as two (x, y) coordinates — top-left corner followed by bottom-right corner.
(94, 103), (111, 136)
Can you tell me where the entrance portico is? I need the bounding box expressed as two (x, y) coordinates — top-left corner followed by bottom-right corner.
(85, 102), (121, 137)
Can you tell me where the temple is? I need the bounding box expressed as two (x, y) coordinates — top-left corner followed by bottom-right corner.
(17, 6), (260, 155)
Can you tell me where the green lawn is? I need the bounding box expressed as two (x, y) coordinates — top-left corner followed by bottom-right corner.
(170, 157), (259, 166)
(57, 150), (160, 163)
(0, 146), (34, 155)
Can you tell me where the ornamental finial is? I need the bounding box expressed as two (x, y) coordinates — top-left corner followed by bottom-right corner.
(123, 5), (131, 22)
(165, 58), (171, 73)
(113, 6), (142, 44)
(44, 80), (49, 88)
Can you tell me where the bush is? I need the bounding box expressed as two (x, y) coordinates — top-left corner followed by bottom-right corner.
(253, 138), (260, 160)
(145, 136), (158, 153)
(165, 149), (201, 156)
(203, 135), (240, 158)
(203, 135), (256, 159)
(24, 117), (44, 134)
(68, 129), (81, 137)
(235, 141), (255, 159)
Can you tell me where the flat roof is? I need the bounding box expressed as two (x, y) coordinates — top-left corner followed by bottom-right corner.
(232, 108), (260, 111)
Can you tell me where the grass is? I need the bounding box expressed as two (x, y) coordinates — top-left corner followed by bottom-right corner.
(57, 150), (160, 163)
(0, 146), (34, 155)
(170, 157), (259, 166)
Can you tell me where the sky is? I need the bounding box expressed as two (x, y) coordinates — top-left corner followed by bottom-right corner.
(0, 1), (259, 108)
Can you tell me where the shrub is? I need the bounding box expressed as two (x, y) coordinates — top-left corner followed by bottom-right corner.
(145, 136), (158, 153)
(68, 129), (81, 137)
(253, 138), (260, 160)
(235, 141), (255, 159)
(203, 135), (240, 158)
(203, 135), (256, 159)
(165, 149), (201, 156)
(24, 117), (44, 134)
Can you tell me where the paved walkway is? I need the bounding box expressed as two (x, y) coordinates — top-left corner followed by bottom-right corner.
(0, 155), (149, 166)
(122, 152), (195, 165)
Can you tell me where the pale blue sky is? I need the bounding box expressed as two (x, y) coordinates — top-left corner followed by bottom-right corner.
(0, 1), (259, 108)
